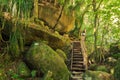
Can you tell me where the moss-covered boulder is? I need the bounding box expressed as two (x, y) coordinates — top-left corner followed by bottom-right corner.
(89, 64), (109, 72)
(56, 49), (67, 61)
(83, 70), (113, 80)
(95, 65), (109, 73)
(25, 42), (69, 80)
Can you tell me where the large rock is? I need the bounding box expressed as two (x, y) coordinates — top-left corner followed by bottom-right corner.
(38, 2), (75, 33)
(83, 70), (114, 80)
(89, 64), (109, 73)
(24, 23), (71, 49)
(25, 42), (70, 80)
(0, 12), (71, 49)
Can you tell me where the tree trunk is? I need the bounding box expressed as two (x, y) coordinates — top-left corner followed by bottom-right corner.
(92, 0), (98, 55)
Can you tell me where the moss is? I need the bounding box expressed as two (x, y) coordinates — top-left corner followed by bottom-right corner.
(56, 49), (67, 61)
(95, 65), (109, 73)
(26, 42), (70, 80)
(84, 70), (113, 80)
(17, 61), (31, 78)
(43, 71), (53, 80)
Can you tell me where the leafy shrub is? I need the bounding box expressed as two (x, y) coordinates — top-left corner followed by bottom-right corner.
(111, 53), (120, 59)
(110, 42), (120, 54)
(114, 59), (120, 80)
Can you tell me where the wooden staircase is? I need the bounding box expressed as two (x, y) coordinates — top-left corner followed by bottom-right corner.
(70, 41), (85, 80)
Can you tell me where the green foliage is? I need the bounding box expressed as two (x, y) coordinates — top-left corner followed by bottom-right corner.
(31, 70), (37, 78)
(7, 70), (24, 80)
(58, 0), (65, 5)
(111, 53), (120, 60)
(0, 0), (33, 59)
(89, 47), (106, 63)
(17, 62), (31, 77)
(43, 71), (53, 80)
(110, 42), (120, 54)
(0, 0), (33, 19)
(114, 59), (120, 80)
(9, 26), (24, 59)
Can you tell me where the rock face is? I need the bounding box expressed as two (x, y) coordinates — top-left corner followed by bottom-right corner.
(25, 42), (69, 80)
(38, 1), (75, 33)
(24, 24), (71, 49)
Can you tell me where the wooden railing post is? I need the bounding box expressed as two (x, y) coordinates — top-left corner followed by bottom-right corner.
(34, 0), (38, 18)
(81, 35), (88, 70)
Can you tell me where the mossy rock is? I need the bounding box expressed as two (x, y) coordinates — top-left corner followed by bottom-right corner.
(89, 64), (109, 73)
(17, 61), (31, 77)
(83, 70), (113, 80)
(26, 42), (69, 80)
(95, 65), (109, 73)
(25, 24), (71, 49)
(56, 49), (67, 61)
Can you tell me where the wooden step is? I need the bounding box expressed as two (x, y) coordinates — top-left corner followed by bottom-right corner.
(73, 56), (83, 59)
(73, 51), (81, 53)
(73, 61), (83, 63)
(72, 54), (83, 58)
(72, 71), (83, 75)
(73, 47), (81, 51)
(71, 68), (85, 72)
(73, 56), (83, 61)
(71, 41), (85, 80)
(73, 58), (83, 61)
(71, 75), (83, 80)
(72, 64), (84, 68)
(73, 54), (82, 56)
(73, 57), (83, 59)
